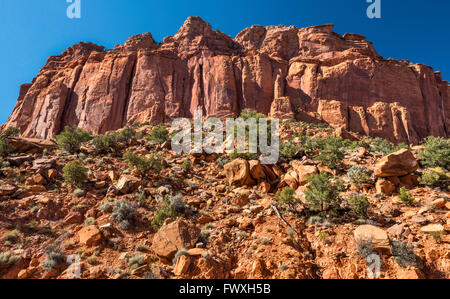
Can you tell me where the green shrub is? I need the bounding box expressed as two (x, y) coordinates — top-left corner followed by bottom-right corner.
(147, 126), (169, 143)
(151, 194), (186, 229)
(55, 126), (92, 153)
(172, 248), (188, 265)
(112, 200), (138, 230)
(280, 140), (301, 159)
(418, 170), (441, 187)
(0, 127), (20, 139)
(391, 240), (421, 268)
(347, 193), (369, 217)
(275, 187), (298, 211)
(181, 159), (191, 171)
(397, 187), (415, 206)
(313, 137), (345, 169)
(0, 252), (21, 267)
(0, 127), (19, 158)
(42, 249), (65, 270)
(304, 172), (344, 214)
(123, 152), (162, 178)
(0, 139), (14, 158)
(347, 165), (371, 185)
(128, 253), (146, 270)
(2, 230), (21, 244)
(418, 137), (450, 170)
(370, 137), (393, 155)
(63, 160), (88, 187)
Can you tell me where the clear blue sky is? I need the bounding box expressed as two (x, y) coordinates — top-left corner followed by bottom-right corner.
(0, 0), (449, 124)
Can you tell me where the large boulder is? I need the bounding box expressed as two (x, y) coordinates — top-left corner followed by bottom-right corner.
(224, 159), (256, 186)
(354, 225), (390, 252)
(291, 161), (319, 186)
(151, 220), (200, 261)
(374, 149), (419, 178)
(115, 175), (141, 194)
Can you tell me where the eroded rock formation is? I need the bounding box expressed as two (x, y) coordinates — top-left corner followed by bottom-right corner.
(3, 17), (449, 143)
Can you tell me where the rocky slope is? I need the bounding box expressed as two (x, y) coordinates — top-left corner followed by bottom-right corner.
(3, 17), (449, 144)
(0, 122), (449, 279)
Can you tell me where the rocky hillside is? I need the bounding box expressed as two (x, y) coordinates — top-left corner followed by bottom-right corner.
(0, 121), (449, 279)
(3, 17), (449, 144)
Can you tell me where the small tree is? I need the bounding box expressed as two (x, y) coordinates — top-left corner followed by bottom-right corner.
(275, 187), (298, 212)
(347, 165), (371, 186)
(418, 137), (450, 170)
(0, 127), (19, 158)
(347, 193), (369, 217)
(63, 160), (88, 187)
(147, 126), (169, 144)
(123, 152), (162, 178)
(304, 172), (344, 214)
(55, 126), (92, 154)
(314, 137), (345, 170)
(397, 187), (415, 206)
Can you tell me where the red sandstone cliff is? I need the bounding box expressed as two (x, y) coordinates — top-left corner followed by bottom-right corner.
(3, 17), (449, 143)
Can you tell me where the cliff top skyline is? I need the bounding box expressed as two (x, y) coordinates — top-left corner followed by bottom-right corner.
(1, 0), (449, 124)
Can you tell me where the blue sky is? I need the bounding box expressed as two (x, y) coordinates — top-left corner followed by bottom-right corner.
(0, 0), (449, 124)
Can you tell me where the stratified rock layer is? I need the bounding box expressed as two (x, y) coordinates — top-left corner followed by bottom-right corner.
(3, 17), (449, 143)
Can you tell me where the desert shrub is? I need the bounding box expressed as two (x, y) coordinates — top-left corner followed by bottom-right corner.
(147, 126), (169, 143)
(0, 127), (19, 158)
(280, 140), (302, 159)
(275, 187), (298, 211)
(112, 200), (138, 230)
(99, 201), (112, 213)
(116, 127), (137, 145)
(0, 139), (14, 158)
(172, 248), (188, 265)
(2, 230), (21, 244)
(397, 187), (415, 206)
(92, 133), (120, 155)
(0, 127), (20, 139)
(391, 240), (421, 268)
(356, 240), (375, 259)
(304, 172), (344, 214)
(151, 194), (186, 229)
(85, 217), (96, 226)
(123, 152), (162, 178)
(313, 137), (345, 169)
(418, 137), (450, 170)
(0, 252), (21, 268)
(347, 165), (371, 185)
(181, 159), (191, 171)
(42, 249), (65, 270)
(128, 253), (146, 270)
(63, 160), (88, 187)
(348, 140), (371, 151)
(370, 137), (393, 155)
(347, 193), (369, 217)
(55, 126), (92, 153)
(418, 170), (441, 187)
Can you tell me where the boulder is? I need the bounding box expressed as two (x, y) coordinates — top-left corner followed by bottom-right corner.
(291, 161), (318, 186)
(151, 220), (200, 261)
(376, 179), (396, 196)
(115, 175), (141, 194)
(78, 225), (102, 247)
(224, 159), (256, 186)
(0, 183), (17, 196)
(354, 225), (390, 252)
(374, 149), (419, 178)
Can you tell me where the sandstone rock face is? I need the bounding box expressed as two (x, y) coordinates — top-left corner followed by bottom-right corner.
(3, 17), (449, 144)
